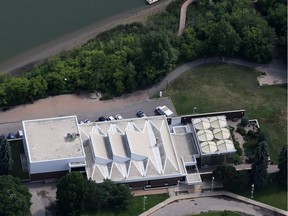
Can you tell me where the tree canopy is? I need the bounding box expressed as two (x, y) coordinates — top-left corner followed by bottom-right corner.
(0, 0), (285, 107)
(277, 145), (287, 189)
(0, 137), (13, 175)
(213, 165), (239, 189)
(56, 173), (133, 215)
(0, 175), (32, 216)
(56, 172), (88, 216)
(251, 141), (269, 188)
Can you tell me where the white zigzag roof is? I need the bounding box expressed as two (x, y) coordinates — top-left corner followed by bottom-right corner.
(79, 116), (181, 183)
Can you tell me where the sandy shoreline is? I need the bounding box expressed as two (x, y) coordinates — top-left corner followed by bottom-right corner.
(0, 0), (172, 75)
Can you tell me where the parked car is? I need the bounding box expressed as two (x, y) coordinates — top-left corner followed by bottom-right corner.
(84, 119), (91, 123)
(107, 116), (115, 121)
(79, 121), (84, 124)
(136, 110), (146, 118)
(155, 105), (173, 117)
(8, 133), (15, 139)
(115, 114), (123, 120)
(98, 116), (106, 122)
(0, 134), (5, 139)
(18, 130), (23, 138)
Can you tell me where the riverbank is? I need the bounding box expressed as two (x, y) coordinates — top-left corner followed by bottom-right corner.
(0, 0), (172, 75)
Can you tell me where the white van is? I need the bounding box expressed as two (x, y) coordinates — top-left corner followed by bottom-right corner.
(18, 130), (23, 138)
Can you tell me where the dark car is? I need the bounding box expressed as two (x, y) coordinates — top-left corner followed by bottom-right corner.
(0, 134), (5, 139)
(8, 133), (15, 139)
(136, 110), (146, 118)
(98, 116), (106, 122)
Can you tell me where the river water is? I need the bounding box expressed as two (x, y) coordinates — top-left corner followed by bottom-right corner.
(0, 0), (146, 64)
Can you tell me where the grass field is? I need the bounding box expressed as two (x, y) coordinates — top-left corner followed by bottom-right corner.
(162, 63), (287, 211)
(82, 193), (169, 216)
(163, 63), (287, 162)
(229, 173), (287, 211)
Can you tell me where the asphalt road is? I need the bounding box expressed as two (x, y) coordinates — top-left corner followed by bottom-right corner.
(150, 196), (276, 216)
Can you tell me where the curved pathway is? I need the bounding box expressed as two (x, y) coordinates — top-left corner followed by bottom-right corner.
(147, 57), (287, 97)
(140, 191), (287, 216)
(178, 0), (195, 35)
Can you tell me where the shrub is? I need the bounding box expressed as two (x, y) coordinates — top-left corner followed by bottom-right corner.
(233, 154), (242, 164)
(236, 126), (246, 136)
(257, 130), (267, 142)
(100, 92), (113, 100)
(241, 116), (249, 127)
(233, 141), (243, 156)
(247, 130), (254, 137)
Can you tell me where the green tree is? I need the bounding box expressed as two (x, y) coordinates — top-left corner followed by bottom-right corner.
(124, 62), (137, 92)
(45, 73), (66, 95)
(3, 77), (30, 105)
(213, 165), (238, 189)
(142, 31), (178, 72)
(100, 179), (133, 210)
(0, 137), (13, 175)
(251, 141), (269, 188)
(29, 76), (48, 100)
(0, 175), (32, 216)
(267, 3), (287, 36)
(235, 170), (249, 191)
(56, 172), (88, 216)
(255, 0), (276, 16)
(207, 19), (241, 57)
(277, 145), (287, 189)
(240, 116), (249, 127)
(180, 28), (202, 61)
(85, 179), (109, 211)
(0, 85), (8, 107)
(241, 26), (273, 63)
(112, 183), (133, 209)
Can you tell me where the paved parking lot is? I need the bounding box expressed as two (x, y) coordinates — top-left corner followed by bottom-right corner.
(0, 90), (176, 136)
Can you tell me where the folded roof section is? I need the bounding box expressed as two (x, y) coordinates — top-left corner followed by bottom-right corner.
(79, 116), (183, 183)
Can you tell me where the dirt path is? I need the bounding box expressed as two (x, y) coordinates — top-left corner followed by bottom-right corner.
(0, 0), (172, 75)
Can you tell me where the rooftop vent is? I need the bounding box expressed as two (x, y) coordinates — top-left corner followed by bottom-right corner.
(66, 133), (78, 142)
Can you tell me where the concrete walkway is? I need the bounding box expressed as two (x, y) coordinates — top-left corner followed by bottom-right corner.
(178, 0), (195, 35)
(147, 57), (287, 97)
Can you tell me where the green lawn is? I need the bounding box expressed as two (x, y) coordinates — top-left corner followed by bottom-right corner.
(9, 140), (29, 180)
(82, 193), (169, 216)
(161, 63), (287, 211)
(163, 63), (287, 162)
(229, 173), (287, 211)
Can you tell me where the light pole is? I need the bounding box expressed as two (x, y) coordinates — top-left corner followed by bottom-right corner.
(211, 176), (214, 191)
(143, 196), (147, 211)
(193, 107), (197, 114)
(251, 184), (254, 199)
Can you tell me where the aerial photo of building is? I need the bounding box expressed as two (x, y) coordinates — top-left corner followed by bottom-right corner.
(22, 113), (237, 188)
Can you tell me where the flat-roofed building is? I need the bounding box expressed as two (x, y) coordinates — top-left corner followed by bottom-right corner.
(22, 116), (86, 180)
(21, 113), (237, 187)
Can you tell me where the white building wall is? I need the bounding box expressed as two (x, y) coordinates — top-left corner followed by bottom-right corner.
(22, 138), (31, 174)
(29, 156), (85, 174)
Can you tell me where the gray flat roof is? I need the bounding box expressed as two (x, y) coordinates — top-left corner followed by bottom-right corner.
(23, 116), (85, 162)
